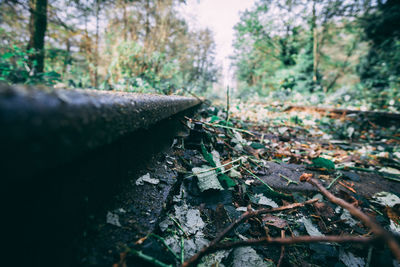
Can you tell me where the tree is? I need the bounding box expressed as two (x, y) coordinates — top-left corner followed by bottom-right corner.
(358, 0), (400, 90)
(27, 0), (48, 74)
(232, 0), (372, 95)
(1, 0), (218, 93)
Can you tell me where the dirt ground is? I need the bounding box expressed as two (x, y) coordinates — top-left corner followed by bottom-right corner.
(81, 102), (400, 267)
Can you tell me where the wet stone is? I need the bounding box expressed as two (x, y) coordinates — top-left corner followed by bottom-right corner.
(138, 237), (176, 265)
(341, 171), (361, 182)
(199, 190), (233, 210)
(309, 243), (338, 263)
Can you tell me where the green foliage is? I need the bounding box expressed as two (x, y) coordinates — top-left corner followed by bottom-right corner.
(200, 143), (236, 188)
(232, 2), (284, 95)
(310, 157), (335, 171)
(0, 28), (60, 85)
(231, 0), (399, 110)
(218, 173), (237, 188)
(250, 142), (265, 149)
(201, 143), (216, 168)
(106, 41), (180, 93)
(0, 0), (217, 94)
(0, 43), (32, 84)
(358, 0), (400, 94)
(231, 0), (319, 95)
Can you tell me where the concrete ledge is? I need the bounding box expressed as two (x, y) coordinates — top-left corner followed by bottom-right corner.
(0, 84), (201, 179)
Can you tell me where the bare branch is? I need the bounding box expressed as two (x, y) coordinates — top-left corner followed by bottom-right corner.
(182, 198), (318, 267)
(214, 235), (375, 250)
(300, 174), (400, 261)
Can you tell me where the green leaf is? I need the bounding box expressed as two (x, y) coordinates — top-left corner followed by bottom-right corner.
(250, 142), (265, 149)
(218, 120), (234, 127)
(201, 143), (216, 167)
(2, 52), (13, 60)
(209, 115), (220, 123)
(201, 143), (236, 188)
(311, 157), (335, 170)
(218, 173), (236, 188)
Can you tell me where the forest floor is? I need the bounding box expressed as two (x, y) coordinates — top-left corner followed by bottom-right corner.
(87, 101), (400, 267)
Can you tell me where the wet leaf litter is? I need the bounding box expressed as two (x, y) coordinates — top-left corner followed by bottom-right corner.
(113, 102), (400, 267)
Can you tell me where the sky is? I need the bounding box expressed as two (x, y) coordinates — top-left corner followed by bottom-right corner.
(179, 0), (256, 87)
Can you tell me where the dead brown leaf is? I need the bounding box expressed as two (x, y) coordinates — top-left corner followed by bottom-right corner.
(262, 214), (288, 229)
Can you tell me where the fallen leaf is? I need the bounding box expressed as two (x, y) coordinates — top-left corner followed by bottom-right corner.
(300, 173), (313, 182)
(107, 211), (122, 227)
(380, 167), (400, 175)
(192, 166), (224, 192)
(310, 157), (335, 171)
(262, 215), (288, 229)
(135, 173), (159, 185)
(300, 217), (324, 237)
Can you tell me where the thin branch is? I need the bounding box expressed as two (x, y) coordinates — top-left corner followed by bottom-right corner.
(277, 230), (285, 267)
(327, 172), (342, 189)
(243, 167), (276, 193)
(182, 198), (318, 267)
(213, 235), (375, 251)
(150, 233), (181, 261)
(300, 175), (400, 261)
(243, 167), (291, 198)
(279, 173), (299, 185)
(180, 236), (185, 265)
(129, 249), (172, 267)
(184, 116), (255, 136)
(190, 157), (244, 176)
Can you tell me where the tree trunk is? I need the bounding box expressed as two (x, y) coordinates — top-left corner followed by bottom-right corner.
(312, 1), (318, 82)
(27, 0), (48, 74)
(145, 0), (150, 43)
(123, 0), (128, 41)
(62, 38), (71, 77)
(94, 0), (99, 88)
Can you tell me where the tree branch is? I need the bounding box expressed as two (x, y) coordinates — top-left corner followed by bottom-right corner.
(300, 174), (400, 261)
(213, 235), (375, 251)
(182, 198), (318, 267)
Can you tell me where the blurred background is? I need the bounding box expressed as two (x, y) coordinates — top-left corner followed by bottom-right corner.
(1, 0), (399, 111)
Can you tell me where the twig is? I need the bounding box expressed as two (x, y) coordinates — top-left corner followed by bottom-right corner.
(205, 122), (254, 136)
(129, 249), (172, 267)
(300, 175), (400, 261)
(189, 157), (244, 176)
(184, 116), (254, 136)
(179, 87), (203, 102)
(217, 164), (241, 178)
(336, 166), (374, 172)
(338, 180), (357, 193)
(327, 172), (342, 189)
(370, 205), (383, 216)
(186, 163), (241, 181)
(277, 230), (285, 267)
(213, 235), (375, 250)
(222, 140), (237, 151)
(169, 215), (189, 238)
(243, 167), (290, 198)
(181, 236), (185, 265)
(243, 167), (276, 193)
(279, 173), (299, 185)
(381, 175), (400, 183)
(150, 233), (181, 261)
(182, 199), (318, 267)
